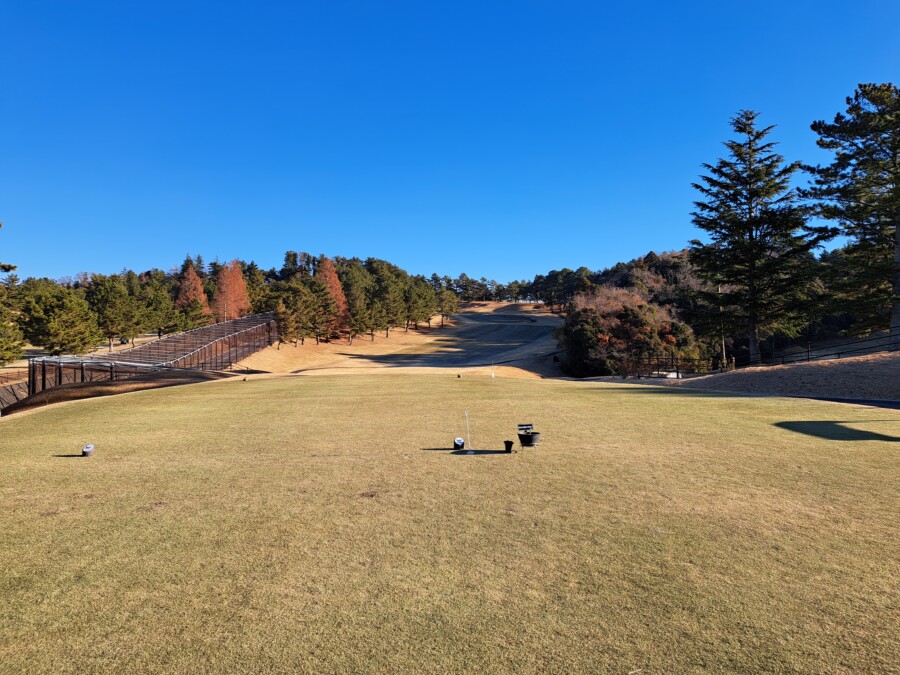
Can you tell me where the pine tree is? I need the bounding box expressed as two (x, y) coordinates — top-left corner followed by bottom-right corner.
(176, 299), (212, 331)
(269, 279), (316, 345)
(366, 259), (407, 337)
(338, 260), (374, 345)
(438, 289), (459, 327)
(244, 262), (269, 313)
(689, 110), (835, 363)
(213, 260), (251, 322)
(405, 276), (436, 329)
(804, 83), (900, 334)
(0, 223), (23, 363)
(273, 298), (300, 347)
(86, 274), (143, 350)
(20, 285), (102, 355)
(307, 278), (337, 344)
(141, 280), (177, 337)
(0, 300), (24, 365)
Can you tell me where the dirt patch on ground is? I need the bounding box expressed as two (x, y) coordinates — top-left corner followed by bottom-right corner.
(619, 352), (900, 401)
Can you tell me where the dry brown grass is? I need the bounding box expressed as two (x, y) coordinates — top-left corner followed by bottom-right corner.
(629, 352), (900, 401)
(0, 374), (897, 672)
(239, 319), (455, 374)
(239, 303), (556, 379)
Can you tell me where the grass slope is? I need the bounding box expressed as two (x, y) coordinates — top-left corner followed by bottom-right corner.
(0, 375), (897, 672)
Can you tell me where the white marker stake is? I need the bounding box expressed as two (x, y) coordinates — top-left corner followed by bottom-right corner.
(465, 410), (473, 454)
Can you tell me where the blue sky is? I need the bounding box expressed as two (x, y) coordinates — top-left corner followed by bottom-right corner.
(1, 1), (897, 282)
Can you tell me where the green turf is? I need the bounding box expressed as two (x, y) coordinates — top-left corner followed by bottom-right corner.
(0, 374), (897, 672)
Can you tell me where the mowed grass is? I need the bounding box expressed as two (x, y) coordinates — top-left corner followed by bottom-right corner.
(0, 374), (897, 673)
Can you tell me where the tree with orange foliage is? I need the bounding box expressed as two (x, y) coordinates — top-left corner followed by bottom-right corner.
(316, 256), (349, 335)
(213, 260), (251, 322)
(175, 265), (212, 328)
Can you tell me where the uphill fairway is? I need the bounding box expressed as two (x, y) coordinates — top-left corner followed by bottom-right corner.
(0, 374), (897, 672)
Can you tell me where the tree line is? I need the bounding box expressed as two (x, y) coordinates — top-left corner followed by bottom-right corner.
(0, 247), (471, 363)
(1, 83), (896, 374)
(551, 83), (899, 375)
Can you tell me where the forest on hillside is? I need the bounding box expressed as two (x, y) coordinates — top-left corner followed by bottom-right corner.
(0, 83), (897, 377)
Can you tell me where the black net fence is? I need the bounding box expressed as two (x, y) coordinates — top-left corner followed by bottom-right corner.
(17, 313), (278, 406)
(0, 367), (29, 411)
(87, 313), (277, 367)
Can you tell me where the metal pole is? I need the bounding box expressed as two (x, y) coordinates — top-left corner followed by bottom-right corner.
(465, 410), (472, 451)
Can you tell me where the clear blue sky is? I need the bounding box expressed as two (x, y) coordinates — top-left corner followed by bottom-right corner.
(1, 1), (897, 282)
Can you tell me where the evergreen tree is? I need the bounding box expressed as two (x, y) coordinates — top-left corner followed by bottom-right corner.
(141, 280), (177, 337)
(338, 260), (374, 344)
(280, 251), (300, 280)
(366, 259), (407, 336)
(804, 83), (900, 333)
(307, 278), (337, 344)
(273, 298), (300, 347)
(86, 274), (143, 350)
(437, 289), (459, 327)
(288, 280), (316, 345)
(268, 279), (317, 345)
(175, 299), (212, 331)
(0, 300), (24, 365)
(689, 110), (835, 363)
(0, 223), (23, 363)
(20, 285), (102, 355)
(405, 275), (436, 329)
(243, 261), (269, 313)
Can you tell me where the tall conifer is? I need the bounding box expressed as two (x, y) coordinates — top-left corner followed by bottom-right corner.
(689, 110), (835, 363)
(804, 83), (900, 333)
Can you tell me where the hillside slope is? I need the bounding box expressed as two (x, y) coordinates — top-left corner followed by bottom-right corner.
(642, 352), (900, 401)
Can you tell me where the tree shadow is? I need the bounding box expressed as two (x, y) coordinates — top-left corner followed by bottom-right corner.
(774, 421), (900, 442)
(420, 447), (513, 455)
(807, 397), (900, 411)
(592, 385), (761, 399)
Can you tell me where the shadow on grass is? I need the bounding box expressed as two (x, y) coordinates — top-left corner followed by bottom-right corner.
(52, 454), (86, 458)
(592, 385), (760, 398)
(421, 447), (513, 455)
(774, 421), (900, 442)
